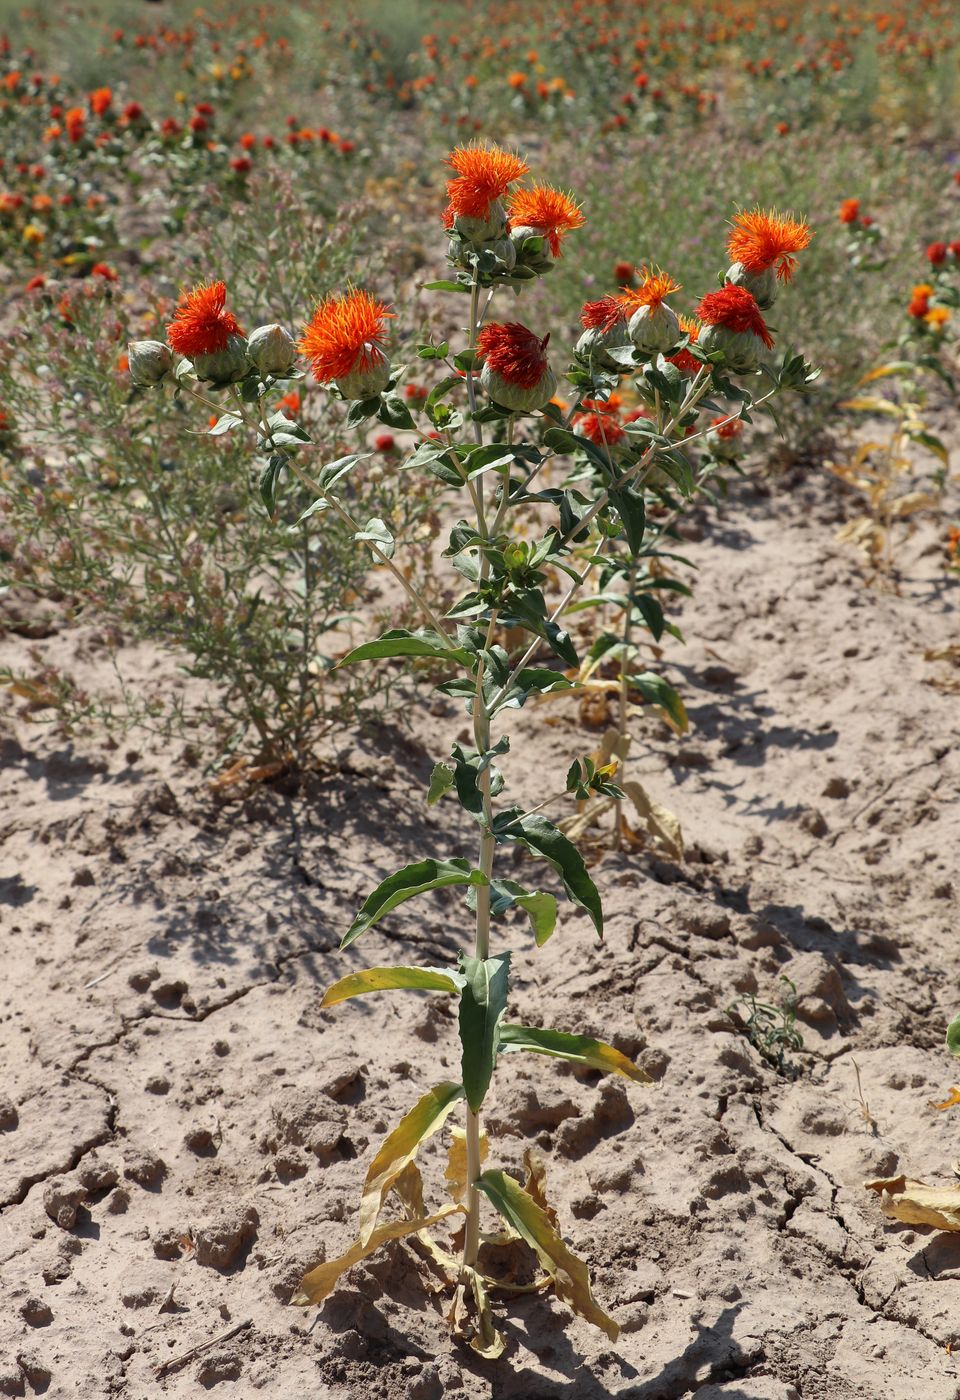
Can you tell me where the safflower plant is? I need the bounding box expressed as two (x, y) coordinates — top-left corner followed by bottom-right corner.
(129, 144), (816, 1355)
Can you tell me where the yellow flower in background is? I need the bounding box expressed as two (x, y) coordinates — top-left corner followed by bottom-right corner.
(22, 223), (45, 244)
(925, 305), (950, 330)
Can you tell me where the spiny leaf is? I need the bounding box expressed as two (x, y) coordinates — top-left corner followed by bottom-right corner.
(360, 1082), (465, 1245)
(475, 1170), (619, 1340)
(321, 965), (464, 1008)
(499, 1024), (653, 1083)
(343, 858), (488, 949)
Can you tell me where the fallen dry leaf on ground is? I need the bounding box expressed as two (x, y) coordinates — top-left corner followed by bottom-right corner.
(864, 1175), (960, 1231)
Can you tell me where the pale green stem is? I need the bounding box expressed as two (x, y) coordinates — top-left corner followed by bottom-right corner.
(613, 561), (637, 848)
(463, 266), (490, 1278)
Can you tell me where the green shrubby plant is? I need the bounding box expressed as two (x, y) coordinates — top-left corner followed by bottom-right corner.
(0, 255), (437, 760)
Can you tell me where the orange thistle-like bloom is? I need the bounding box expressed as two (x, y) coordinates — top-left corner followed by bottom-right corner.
(298, 289), (394, 383)
(575, 410), (626, 446)
(726, 207), (812, 282)
(838, 198), (860, 224)
(444, 141), (529, 224)
(696, 285), (774, 348)
(476, 321), (549, 388)
(507, 182), (585, 256)
(167, 281), (243, 357)
(580, 295), (628, 333)
(668, 314), (702, 374)
(89, 86), (112, 116)
(711, 414), (743, 440)
(620, 267), (681, 312)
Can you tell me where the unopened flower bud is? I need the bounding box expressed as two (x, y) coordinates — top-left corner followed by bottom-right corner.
(724, 262), (777, 310)
(192, 333), (250, 384)
(697, 324), (762, 373)
(247, 323), (297, 375)
(575, 323), (631, 370)
(335, 345), (391, 400)
(451, 198), (508, 247)
(127, 339), (173, 387)
(628, 302), (681, 355)
(510, 225), (552, 274)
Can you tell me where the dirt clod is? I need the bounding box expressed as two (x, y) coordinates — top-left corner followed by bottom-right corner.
(42, 1178), (86, 1230)
(193, 1204), (258, 1271)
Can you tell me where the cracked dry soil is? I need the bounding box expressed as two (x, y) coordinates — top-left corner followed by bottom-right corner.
(1, 464), (959, 1400)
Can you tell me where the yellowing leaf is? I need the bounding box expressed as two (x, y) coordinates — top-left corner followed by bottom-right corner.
(840, 396), (902, 417)
(391, 1161), (460, 1276)
(464, 1266), (506, 1359)
(444, 1125), (489, 1206)
(522, 1148), (559, 1230)
(889, 491), (938, 520)
(321, 965), (462, 1008)
(620, 780), (684, 860)
(932, 1087), (960, 1112)
(360, 1082), (465, 1245)
(856, 362), (917, 385)
(864, 1175), (960, 1231)
(476, 1169), (619, 1340)
(500, 1024), (653, 1084)
(291, 1201), (463, 1307)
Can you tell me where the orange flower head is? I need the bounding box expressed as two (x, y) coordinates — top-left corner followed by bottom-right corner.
(444, 141), (529, 225)
(580, 294), (628, 332)
(696, 284), (774, 348)
(838, 198), (860, 224)
(726, 206), (811, 281)
(508, 182), (585, 256)
(89, 86), (112, 116)
(476, 322), (549, 389)
(298, 289), (394, 383)
(167, 281), (243, 357)
(575, 411), (626, 446)
(620, 267), (681, 312)
(669, 314), (702, 374)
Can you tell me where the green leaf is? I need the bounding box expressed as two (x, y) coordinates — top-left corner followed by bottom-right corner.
(499, 1025), (652, 1082)
(259, 454), (285, 515)
(206, 412), (242, 436)
(360, 1082), (466, 1244)
(628, 671), (688, 732)
(489, 879), (558, 946)
(377, 392), (416, 430)
(338, 628), (475, 670)
(421, 279), (471, 293)
(947, 1015), (960, 1058)
(321, 965), (465, 1008)
(354, 517), (395, 558)
(496, 813), (603, 937)
(343, 858), (488, 948)
(609, 484), (645, 554)
(458, 953), (511, 1112)
(427, 761), (455, 805)
(475, 1170), (619, 1340)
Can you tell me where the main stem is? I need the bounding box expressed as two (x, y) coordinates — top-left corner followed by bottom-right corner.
(463, 273), (491, 1277)
(613, 560), (637, 848)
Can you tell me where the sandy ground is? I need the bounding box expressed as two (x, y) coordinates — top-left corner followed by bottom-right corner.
(1, 457), (959, 1400)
